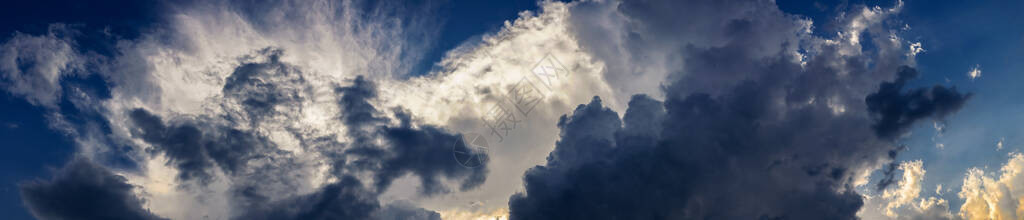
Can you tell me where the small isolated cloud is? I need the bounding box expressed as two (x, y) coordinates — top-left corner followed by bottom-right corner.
(997, 137), (1005, 150)
(934, 121), (947, 134)
(968, 65), (982, 80)
(908, 42), (925, 56)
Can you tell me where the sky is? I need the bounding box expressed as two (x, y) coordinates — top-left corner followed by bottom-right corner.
(0, 0), (1022, 220)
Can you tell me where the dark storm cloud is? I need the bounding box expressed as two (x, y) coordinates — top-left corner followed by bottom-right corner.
(128, 108), (273, 184)
(866, 66), (972, 140)
(238, 176), (445, 220)
(221, 47), (309, 125)
(239, 176), (445, 220)
(510, 1), (971, 219)
(335, 76), (488, 195)
(127, 48), (305, 186)
(335, 75), (387, 131)
(237, 176), (380, 220)
(19, 157), (167, 220)
(509, 92), (874, 219)
(866, 66), (969, 191)
(376, 110), (489, 195)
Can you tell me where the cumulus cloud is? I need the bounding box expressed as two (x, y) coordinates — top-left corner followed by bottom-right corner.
(958, 153), (1024, 220)
(859, 160), (955, 220)
(908, 42), (925, 57)
(883, 161), (927, 217)
(861, 153), (1024, 220)
(508, 0), (970, 219)
(0, 0), (980, 219)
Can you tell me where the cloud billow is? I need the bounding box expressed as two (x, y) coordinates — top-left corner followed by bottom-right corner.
(510, 78), (967, 219)
(509, 0), (971, 219)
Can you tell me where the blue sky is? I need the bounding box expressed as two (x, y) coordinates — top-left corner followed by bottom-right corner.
(786, 0), (1024, 214)
(0, 1), (152, 218)
(886, 0), (1024, 212)
(0, 0), (1021, 219)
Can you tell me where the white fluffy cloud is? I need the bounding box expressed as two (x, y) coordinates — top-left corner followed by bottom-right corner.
(375, 2), (622, 215)
(884, 161), (928, 217)
(968, 65), (982, 81)
(958, 153), (1024, 220)
(860, 153), (1024, 220)
(859, 160), (955, 220)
